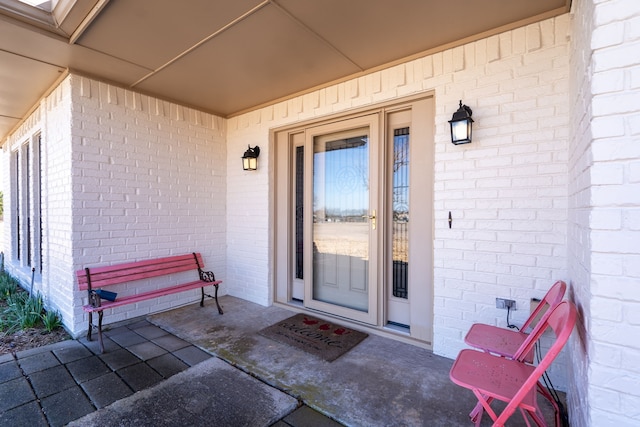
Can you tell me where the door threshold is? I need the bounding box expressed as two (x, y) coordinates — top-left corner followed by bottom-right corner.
(385, 322), (410, 335)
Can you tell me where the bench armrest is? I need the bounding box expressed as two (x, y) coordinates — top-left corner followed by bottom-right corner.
(198, 268), (217, 283)
(88, 290), (101, 308)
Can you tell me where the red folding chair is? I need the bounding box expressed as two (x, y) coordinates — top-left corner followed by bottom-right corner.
(464, 280), (567, 424)
(464, 280), (566, 363)
(450, 300), (577, 426)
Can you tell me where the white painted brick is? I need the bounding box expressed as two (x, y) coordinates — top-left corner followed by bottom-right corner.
(594, 0), (640, 26)
(620, 346), (640, 374)
(540, 18), (555, 47)
(593, 91), (640, 116)
(591, 162), (625, 184)
(593, 41), (640, 72)
(630, 112), (640, 135)
(591, 115), (626, 138)
(630, 161), (640, 182)
(591, 184), (640, 206)
(526, 23), (542, 51)
(486, 35), (500, 62)
(592, 139), (640, 161)
(624, 254), (640, 278)
(498, 32), (512, 58)
(592, 296), (625, 322)
(592, 21), (625, 49)
(590, 209), (623, 230)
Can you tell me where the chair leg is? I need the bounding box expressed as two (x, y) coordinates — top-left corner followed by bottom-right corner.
(537, 383), (560, 427)
(525, 408), (547, 427)
(471, 389), (499, 427)
(470, 401), (483, 424)
(470, 394), (494, 424)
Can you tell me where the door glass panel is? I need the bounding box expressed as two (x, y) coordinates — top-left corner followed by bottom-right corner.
(295, 146), (304, 280)
(312, 127), (370, 312)
(392, 128), (409, 299)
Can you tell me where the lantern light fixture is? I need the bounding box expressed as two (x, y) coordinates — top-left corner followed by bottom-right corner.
(448, 100), (474, 145)
(241, 145), (260, 171)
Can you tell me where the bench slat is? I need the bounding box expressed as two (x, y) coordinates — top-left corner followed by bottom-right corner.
(82, 279), (222, 312)
(81, 253), (197, 275)
(76, 253), (205, 290)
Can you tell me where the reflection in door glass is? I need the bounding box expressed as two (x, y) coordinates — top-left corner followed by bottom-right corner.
(393, 128), (409, 299)
(312, 128), (370, 312)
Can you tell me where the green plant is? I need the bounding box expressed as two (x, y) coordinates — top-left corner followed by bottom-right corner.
(0, 272), (64, 337)
(0, 273), (18, 300)
(4, 291), (44, 331)
(41, 310), (62, 332)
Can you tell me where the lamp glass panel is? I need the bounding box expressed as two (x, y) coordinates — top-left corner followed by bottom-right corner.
(451, 120), (469, 142)
(243, 157), (257, 170)
(247, 157), (257, 170)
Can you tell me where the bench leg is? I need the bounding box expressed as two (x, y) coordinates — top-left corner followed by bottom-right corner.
(214, 284), (223, 315)
(200, 285), (224, 314)
(97, 311), (105, 353)
(87, 312), (93, 341)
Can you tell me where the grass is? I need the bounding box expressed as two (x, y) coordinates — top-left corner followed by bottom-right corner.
(0, 271), (63, 334)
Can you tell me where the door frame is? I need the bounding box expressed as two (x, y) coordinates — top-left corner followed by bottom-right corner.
(272, 93), (435, 346)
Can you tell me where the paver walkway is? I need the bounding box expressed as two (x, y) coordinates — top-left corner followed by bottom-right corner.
(0, 318), (339, 426)
(0, 319), (213, 426)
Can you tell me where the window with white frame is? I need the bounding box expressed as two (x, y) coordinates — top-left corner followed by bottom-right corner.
(11, 134), (42, 272)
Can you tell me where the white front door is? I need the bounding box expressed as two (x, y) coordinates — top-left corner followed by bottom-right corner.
(304, 114), (380, 324)
(274, 95), (434, 345)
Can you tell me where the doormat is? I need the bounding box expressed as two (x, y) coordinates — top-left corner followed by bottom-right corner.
(259, 313), (368, 362)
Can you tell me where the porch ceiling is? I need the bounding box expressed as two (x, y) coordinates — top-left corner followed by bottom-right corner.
(0, 0), (570, 143)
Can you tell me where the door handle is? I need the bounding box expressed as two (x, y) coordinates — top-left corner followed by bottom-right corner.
(363, 210), (377, 230)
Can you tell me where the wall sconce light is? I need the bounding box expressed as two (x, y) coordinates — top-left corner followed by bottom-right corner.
(448, 100), (474, 145)
(242, 145), (260, 171)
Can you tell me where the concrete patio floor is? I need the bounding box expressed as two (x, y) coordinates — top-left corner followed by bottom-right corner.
(146, 295), (562, 426)
(0, 295), (563, 426)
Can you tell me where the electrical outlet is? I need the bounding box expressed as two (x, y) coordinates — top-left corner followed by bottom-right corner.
(496, 298), (516, 310)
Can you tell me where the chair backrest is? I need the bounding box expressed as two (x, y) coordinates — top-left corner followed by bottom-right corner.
(520, 280), (566, 332)
(497, 300), (577, 425)
(513, 280), (566, 362)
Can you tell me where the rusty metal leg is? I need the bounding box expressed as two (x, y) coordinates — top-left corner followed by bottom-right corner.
(214, 284), (223, 315)
(200, 287), (205, 307)
(87, 312), (93, 341)
(98, 311), (104, 353)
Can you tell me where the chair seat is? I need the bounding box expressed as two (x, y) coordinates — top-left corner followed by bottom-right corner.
(450, 349), (538, 412)
(464, 323), (534, 363)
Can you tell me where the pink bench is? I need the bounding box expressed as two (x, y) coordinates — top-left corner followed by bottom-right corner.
(77, 252), (222, 352)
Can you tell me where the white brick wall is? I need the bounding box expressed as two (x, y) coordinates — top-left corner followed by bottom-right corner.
(226, 16), (572, 387)
(568, 0), (640, 426)
(434, 16), (570, 373)
(1, 75), (228, 337)
(43, 78), (75, 329)
(68, 76), (227, 335)
(0, 80), (75, 324)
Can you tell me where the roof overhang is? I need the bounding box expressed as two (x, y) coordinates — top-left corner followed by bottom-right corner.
(0, 0), (571, 143)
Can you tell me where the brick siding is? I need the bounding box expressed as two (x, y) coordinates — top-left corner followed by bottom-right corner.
(568, 1), (640, 426)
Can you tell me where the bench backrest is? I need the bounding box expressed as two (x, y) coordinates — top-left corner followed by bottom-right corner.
(77, 253), (205, 291)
